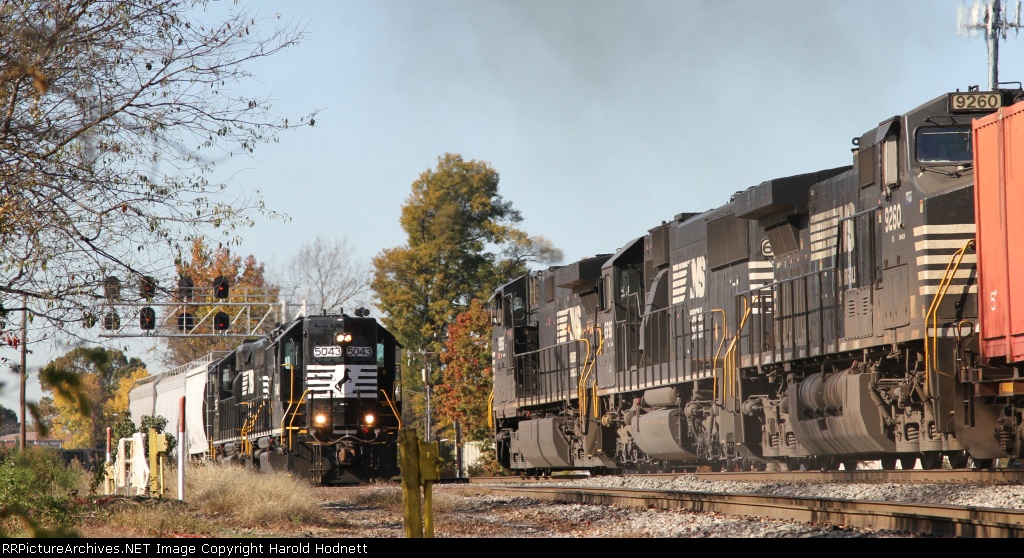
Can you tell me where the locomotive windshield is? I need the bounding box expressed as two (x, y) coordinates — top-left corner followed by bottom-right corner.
(916, 126), (972, 163)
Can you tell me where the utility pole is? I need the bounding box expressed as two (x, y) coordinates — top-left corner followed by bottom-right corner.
(959, 0), (1023, 90)
(19, 294), (27, 451)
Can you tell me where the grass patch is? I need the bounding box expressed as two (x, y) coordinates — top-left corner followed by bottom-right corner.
(183, 462), (335, 527)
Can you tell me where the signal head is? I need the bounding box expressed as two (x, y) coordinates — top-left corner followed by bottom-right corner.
(213, 311), (230, 331)
(212, 276), (230, 299)
(103, 311), (120, 330)
(139, 307), (156, 330)
(177, 276), (194, 300)
(140, 276), (157, 299)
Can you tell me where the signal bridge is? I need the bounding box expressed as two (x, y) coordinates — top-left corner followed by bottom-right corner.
(94, 274), (317, 339)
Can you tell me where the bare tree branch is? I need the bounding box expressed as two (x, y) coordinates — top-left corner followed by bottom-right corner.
(0, 0), (316, 342)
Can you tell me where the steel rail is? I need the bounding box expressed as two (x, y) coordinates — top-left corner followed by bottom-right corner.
(461, 484), (1024, 537)
(472, 468), (1024, 484)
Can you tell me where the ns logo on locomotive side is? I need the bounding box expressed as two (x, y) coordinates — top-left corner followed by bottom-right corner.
(130, 309), (403, 484)
(489, 86), (1024, 474)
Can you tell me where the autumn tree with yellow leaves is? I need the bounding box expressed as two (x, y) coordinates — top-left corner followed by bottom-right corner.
(36, 347), (148, 449)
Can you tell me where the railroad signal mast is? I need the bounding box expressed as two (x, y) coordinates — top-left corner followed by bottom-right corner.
(94, 274), (315, 339)
(959, 0), (1023, 90)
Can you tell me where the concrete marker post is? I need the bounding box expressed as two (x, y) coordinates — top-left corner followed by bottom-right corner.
(178, 396), (185, 501)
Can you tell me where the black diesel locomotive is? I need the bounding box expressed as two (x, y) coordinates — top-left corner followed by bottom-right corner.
(489, 85), (1024, 474)
(131, 309), (403, 484)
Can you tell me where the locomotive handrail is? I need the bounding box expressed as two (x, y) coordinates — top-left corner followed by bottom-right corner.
(576, 337), (593, 432)
(576, 327), (605, 431)
(380, 388), (402, 429)
(487, 390), (494, 430)
(592, 326), (604, 419)
(240, 398), (267, 457)
(282, 389), (311, 451)
(709, 309), (728, 405)
(723, 294), (762, 405)
(924, 239), (976, 395)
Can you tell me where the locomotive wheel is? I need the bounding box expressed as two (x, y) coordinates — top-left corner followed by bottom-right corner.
(920, 452), (943, 470)
(816, 456), (838, 471)
(899, 456), (918, 470)
(710, 461), (724, 472)
(947, 451), (969, 469)
(972, 457), (994, 469)
(739, 459), (752, 472)
(842, 460), (857, 471)
(752, 461), (767, 472)
(880, 457), (897, 470)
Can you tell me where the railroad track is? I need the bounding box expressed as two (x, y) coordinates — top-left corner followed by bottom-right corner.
(456, 483), (1024, 537)
(471, 468), (1024, 484)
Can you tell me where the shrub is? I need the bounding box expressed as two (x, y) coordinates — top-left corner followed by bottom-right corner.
(0, 447), (87, 536)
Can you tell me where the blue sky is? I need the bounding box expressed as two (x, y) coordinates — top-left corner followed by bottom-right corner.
(3, 0), (1021, 413)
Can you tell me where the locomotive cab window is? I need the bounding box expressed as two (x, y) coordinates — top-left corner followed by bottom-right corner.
(512, 294), (525, 323)
(916, 126), (972, 163)
(618, 266), (642, 309)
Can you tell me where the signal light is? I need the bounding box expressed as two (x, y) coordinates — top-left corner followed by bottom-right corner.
(213, 311), (230, 331)
(177, 276), (194, 300)
(103, 276), (121, 300)
(102, 311), (120, 330)
(139, 307), (156, 330)
(140, 276), (157, 299)
(177, 312), (195, 332)
(212, 276), (230, 299)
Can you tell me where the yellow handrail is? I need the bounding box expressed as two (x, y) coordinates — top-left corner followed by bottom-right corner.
(724, 295), (761, 404)
(380, 388), (402, 429)
(241, 398), (267, 457)
(924, 240), (975, 396)
(281, 389), (310, 451)
(708, 309), (727, 404)
(487, 390), (495, 430)
(576, 337), (593, 431)
(591, 327), (604, 419)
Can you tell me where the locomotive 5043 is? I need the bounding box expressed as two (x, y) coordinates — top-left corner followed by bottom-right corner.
(130, 309), (403, 484)
(490, 86), (1024, 474)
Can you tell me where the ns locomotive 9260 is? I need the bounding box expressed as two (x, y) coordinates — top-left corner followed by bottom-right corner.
(129, 309), (403, 484)
(489, 85), (1024, 474)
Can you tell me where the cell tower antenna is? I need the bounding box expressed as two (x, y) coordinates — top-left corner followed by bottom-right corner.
(958, 0), (1022, 90)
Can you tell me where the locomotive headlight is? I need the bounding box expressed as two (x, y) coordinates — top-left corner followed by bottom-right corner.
(334, 332), (353, 344)
(314, 412), (328, 426)
(364, 413), (375, 426)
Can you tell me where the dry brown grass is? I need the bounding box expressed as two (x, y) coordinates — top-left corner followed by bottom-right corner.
(349, 481), (404, 512)
(182, 462), (330, 525)
(75, 462), (348, 537)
